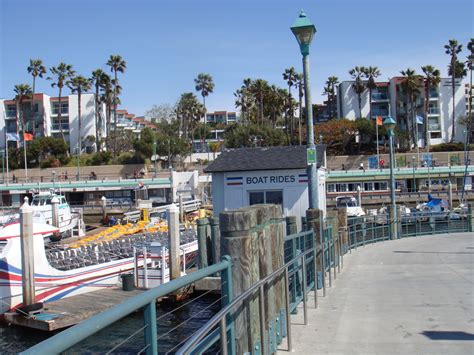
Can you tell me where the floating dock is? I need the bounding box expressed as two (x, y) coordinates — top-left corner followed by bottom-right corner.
(4, 287), (145, 331)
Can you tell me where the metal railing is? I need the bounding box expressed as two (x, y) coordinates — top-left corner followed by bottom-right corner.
(21, 257), (233, 355)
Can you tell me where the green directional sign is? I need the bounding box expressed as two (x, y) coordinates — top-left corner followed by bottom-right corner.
(307, 147), (316, 164)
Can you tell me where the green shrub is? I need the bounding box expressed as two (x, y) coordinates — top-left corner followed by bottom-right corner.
(88, 151), (113, 165)
(40, 157), (61, 169)
(430, 143), (470, 152)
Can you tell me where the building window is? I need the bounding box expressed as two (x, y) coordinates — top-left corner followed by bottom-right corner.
(52, 102), (69, 114)
(249, 190), (283, 206)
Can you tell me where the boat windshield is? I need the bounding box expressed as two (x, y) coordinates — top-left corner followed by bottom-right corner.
(336, 197), (357, 208)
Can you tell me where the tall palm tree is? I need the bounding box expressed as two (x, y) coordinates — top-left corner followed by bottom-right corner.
(14, 84), (32, 171)
(106, 55), (127, 156)
(27, 59), (46, 136)
(250, 79), (269, 125)
(324, 76), (339, 119)
(444, 39), (463, 142)
(421, 65), (441, 150)
(349, 66), (366, 119)
(67, 76), (92, 156)
(91, 69), (106, 151)
(295, 73), (304, 145)
(467, 38), (474, 143)
(99, 73), (112, 129)
(400, 68), (423, 148)
(194, 73), (215, 151)
(47, 63), (75, 145)
(283, 67), (298, 143)
(363, 67), (381, 121)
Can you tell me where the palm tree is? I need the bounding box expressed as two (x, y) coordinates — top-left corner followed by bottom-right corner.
(400, 68), (423, 148)
(467, 38), (474, 143)
(349, 66), (366, 119)
(363, 67), (381, 121)
(283, 67), (298, 143)
(91, 69), (106, 151)
(324, 76), (339, 119)
(14, 83), (33, 141)
(194, 73), (215, 151)
(47, 63), (75, 145)
(234, 79), (254, 126)
(14, 84), (32, 172)
(445, 39), (463, 142)
(250, 79), (270, 125)
(106, 55), (127, 156)
(421, 65), (441, 150)
(27, 59), (46, 136)
(295, 73), (304, 145)
(67, 76), (92, 155)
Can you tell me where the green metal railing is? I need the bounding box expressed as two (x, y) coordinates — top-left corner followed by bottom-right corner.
(21, 257), (233, 355)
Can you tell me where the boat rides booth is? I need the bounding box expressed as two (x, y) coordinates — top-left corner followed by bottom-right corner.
(204, 145), (327, 231)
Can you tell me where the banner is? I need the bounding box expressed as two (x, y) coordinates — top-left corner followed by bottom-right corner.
(416, 115), (424, 125)
(6, 133), (20, 141)
(23, 133), (34, 141)
(376, 116), (383, 126)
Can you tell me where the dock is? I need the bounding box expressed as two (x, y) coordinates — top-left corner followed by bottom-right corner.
(5, 287), (145, 331)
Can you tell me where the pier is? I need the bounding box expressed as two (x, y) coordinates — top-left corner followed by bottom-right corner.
(4, 287), (145, 331)
(286, 232), (474, 354)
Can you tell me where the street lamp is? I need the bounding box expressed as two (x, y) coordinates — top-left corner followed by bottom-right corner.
(75, 146), (80, 181)
(411, 156), (416, 192)
(383, 116), (398, 239)
(291, 10), (317, 209)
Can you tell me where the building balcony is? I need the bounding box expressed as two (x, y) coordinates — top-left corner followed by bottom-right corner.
(5, 110), (17, 118)
(427, 107), (440, 115)
(371, 93), (389, 101)
(51, 124), (70, 131)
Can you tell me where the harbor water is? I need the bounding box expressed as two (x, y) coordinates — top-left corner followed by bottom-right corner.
(0, 292), (220, 354)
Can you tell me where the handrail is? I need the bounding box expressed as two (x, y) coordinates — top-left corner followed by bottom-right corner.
(176, 247), (317, 354)
(21, 257), (232, 355)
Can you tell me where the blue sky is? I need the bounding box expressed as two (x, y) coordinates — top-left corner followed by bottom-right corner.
(1, 0), (472, 116)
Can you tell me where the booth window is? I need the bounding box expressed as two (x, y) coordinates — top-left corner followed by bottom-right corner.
(249, 190), (283, 206)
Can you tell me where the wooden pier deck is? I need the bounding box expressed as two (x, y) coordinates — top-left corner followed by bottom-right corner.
(4, 287), (145, 331)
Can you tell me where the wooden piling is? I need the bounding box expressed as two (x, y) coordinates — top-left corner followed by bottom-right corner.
(286, 216), (297, 236)
(51, 197), (59, 228)
(210, 217), (220, 264)
(167, 204), (180, 280)
(220, 208), (259, 354)
(197, 218), (209, 269)
(20, 197), (35, 306)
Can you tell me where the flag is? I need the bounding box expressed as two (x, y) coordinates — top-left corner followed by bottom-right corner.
(376, 116), (383, 126)
(23, 133), (34, 141)
(416, 115), (424, 125)
(6, 133), (19, 142)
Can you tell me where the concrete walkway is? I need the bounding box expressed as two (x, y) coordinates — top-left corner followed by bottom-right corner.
(282, 233), (474, 355)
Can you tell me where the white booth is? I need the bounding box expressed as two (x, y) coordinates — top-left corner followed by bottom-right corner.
(205, 145), (327, 231)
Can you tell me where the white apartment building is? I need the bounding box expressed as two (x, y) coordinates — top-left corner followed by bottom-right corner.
(337, 78), (466, 145)
(0, 93), (107, 153)
(205, 111), (238, 125)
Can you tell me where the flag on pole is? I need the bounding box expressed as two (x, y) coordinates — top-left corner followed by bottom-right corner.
(376, 116), (383, 126)
(6, 133), (20, 142)
(23, 133), (34, 141)
(416, 115), (424, 125)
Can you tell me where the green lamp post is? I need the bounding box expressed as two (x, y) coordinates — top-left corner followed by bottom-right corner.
(383, 116), (398, 239)
(291, 10), (317, 209)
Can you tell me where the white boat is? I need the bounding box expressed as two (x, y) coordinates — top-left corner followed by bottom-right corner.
(0, 191), (81, 239)
(0, 222), (198, 314)
(336, 196), (365, 217)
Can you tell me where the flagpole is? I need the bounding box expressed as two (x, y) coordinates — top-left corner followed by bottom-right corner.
(376, 117), (380, 170)
(4, 129), (9, 186)
(23, 134), (28, 180)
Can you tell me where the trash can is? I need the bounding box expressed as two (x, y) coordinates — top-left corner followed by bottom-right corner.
(121, 273), (135, 291)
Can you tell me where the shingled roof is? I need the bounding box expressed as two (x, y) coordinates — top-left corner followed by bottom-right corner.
(204, 145), (326, 173)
